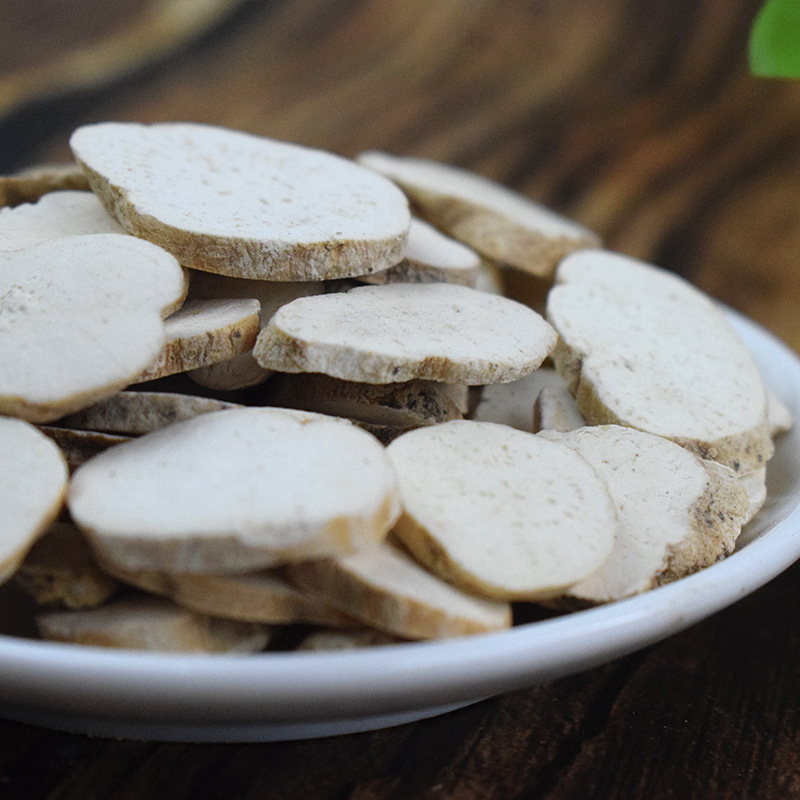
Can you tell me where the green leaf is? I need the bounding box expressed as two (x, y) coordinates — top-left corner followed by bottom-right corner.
(749, 0), (800, 78)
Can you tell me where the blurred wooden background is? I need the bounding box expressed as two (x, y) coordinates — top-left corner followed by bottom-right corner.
(2, 1), (800, 798)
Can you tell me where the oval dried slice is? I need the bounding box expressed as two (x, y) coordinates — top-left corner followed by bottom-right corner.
(0, 233), (186, 422)
(254, 282), (557, 385)
(68, 407), (401, 573)
(547, 250), (773, 473)
(0, 416), (69, 583)
(35, 595), (271, 653)
(70, 122), (410, 281)
(539, 425), (750, 603)
(357, 150), (599, 278)
(386, 420), (617, 600)
(286, 541), (512, 640)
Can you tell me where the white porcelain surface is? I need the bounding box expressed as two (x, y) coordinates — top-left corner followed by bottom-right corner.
(1, 309), (799, 742)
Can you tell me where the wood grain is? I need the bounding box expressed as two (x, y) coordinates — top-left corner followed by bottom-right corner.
(1, 1), (800, 798)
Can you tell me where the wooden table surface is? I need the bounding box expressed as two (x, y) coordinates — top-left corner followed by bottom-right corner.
(2, 1), (800, 797)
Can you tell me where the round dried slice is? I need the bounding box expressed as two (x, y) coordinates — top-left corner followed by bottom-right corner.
(35, 595), (271, 653)
(547, 250), (773, 473)
(254, 282), (557, 385)
(0, 416), (69, 583)
(0, 190), (125, 250)
(386, 419), (617, 600)
(70, 122), (410, 281)
(0, 162), (89, 208)
(357, 150), (599, 277)
(68, 407), (401, 573)
(0, 233), (186, 422)
(285, 541), (512, 640)
(358, 217), (482, 287)
(539, 425), (750, 603)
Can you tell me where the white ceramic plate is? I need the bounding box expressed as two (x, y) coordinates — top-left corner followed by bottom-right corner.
(1, 309), (799, 743)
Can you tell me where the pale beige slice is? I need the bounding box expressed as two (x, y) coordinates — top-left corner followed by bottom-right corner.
(135, 297), (261, 383)
(533, 385), (585, 433)
(267, 374), (463, 427)
(68, 407), (401, 573)
(103, 562), (355, 627)
(70, 122), (410, 281)
(35, 594), (271, 652)
(186, 271), (324, 390)
(539, 425), (750, 603)
(547, 250), (773, 473)
(255, 283), (557, 385)
(739, 468), (768, 524)
(0, 233), (186, 423)
(58, 391), (242, 435)
(358, 217), (482, 287)
(286, 541), (512, 639)
(470, 367), (580, 432)
(0, 190), (125, 250)
(14, 521), (118, 609)
(0, 417), (69, 583)
(357, 150), (599, 278)
(0, 163), (89, 208)
(386, 419), (617, 600)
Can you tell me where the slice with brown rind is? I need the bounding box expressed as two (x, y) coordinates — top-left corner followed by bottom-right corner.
(0, 233), (186, 423)
(68, 407), (401, 574)
(134, 298), (261, 383)
(266, 373), (463, 428)
(254, 282), (557, 386)
(70, 122), (411, 281)
(0, 163), (89, 208)
(35, 594), (271, 652)
(14, 521), (119, 609)
(0, 417), (69, 584)
(358, 217), (482, 287)
(546, 249), (773, 473)
(357, 150), (599, 278)
(386, 419), (617, 600)
(57, 391), (243, 435)
(0, 190), (125, 250)
(295, 628), (403, 650)
(539, 425), (750, 603)
(37, 427), (131, 472)
(285, 541), (512, 640)
(103, 562), (355, 627)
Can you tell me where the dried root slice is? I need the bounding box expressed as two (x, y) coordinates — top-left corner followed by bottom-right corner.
(14, 521), (118, 609)
(104, 563), (355, 627)
(539, 425), (750, 604)
(186, 271), (326, 390)
(470, 367), (582, 433)
(135, 298), (261, 383)
(547, 250), (773, 473)
(266, 373), (463, 428)
(255, 283), (557, 386)
(0, 234), (186, 423)
(68, 407), (401, 574)
(0, 417), (69, 584)
(0, 190), (125, 250)
(70, 122), (410, 281)
(35, 594), (271, 652)
(357, 151), (599, 278)
(358, 217), (482, 287)
(0, 163), (89, 208)
(286, 541), (512, 639)
(533, 385), (585, 433)
(739, 468), (768, 525)
(386, 420), (617, 600)
(767, 391), (793, 437)
(57, 391), (242, 435)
